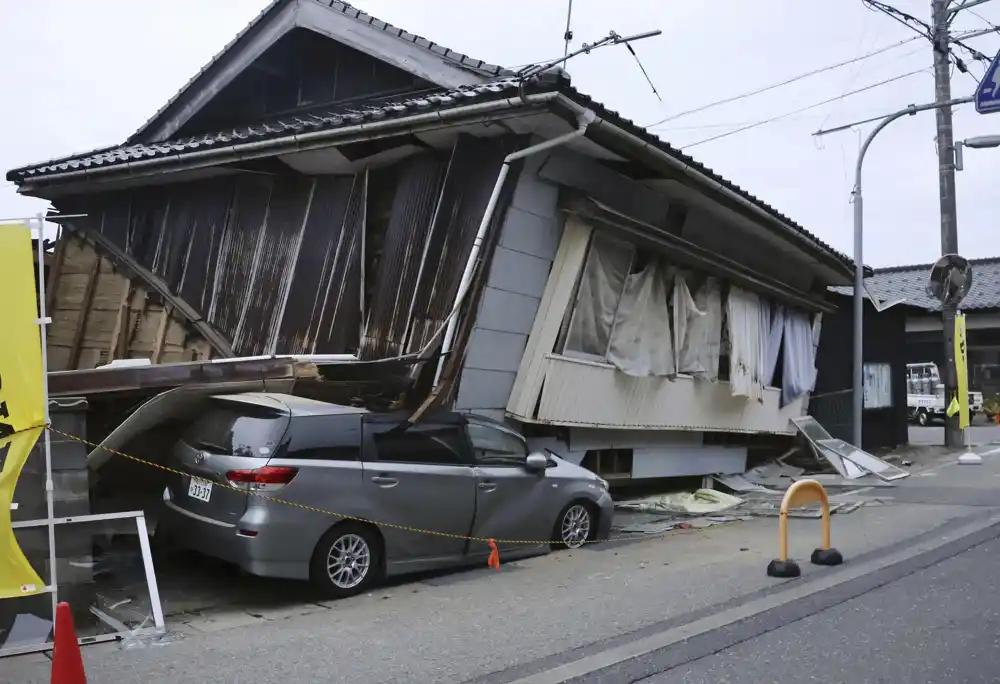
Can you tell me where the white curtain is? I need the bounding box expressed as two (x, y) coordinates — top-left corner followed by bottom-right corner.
(564, 233), (632, 358)
(764, 303), (785, 386)
(607, 260), (675, 377)
(781, 309), (817, 407)
(726, 286), (764, 402)
(675, 275), (722, 379)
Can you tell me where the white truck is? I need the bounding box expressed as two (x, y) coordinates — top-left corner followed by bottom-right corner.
(906, 361), (983, 426)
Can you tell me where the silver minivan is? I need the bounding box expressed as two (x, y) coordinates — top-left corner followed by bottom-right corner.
(160, 393), (613, 597)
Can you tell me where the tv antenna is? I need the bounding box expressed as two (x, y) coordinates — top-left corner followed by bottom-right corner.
(517, 28), (662, 83)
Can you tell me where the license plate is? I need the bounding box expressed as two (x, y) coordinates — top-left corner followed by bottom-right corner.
(188, 478), (212, 503)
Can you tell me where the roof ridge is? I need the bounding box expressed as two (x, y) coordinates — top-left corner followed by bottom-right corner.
(874, 254), (1000, 274)
(126, 0), (506, 145)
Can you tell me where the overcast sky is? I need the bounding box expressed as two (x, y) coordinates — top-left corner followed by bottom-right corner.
(2, 0), (999, 267)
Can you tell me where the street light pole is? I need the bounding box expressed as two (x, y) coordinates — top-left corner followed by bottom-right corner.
(815, 95), (973, 449)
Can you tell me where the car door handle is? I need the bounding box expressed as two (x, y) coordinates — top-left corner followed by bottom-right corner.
(478, 482), (497, 492)
(371, 476), (398, 487)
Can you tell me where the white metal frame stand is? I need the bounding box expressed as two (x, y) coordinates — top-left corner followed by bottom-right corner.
(0, 214), (165, 657)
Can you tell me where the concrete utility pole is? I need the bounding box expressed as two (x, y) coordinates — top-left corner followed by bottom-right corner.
(931, 0), (963, 448)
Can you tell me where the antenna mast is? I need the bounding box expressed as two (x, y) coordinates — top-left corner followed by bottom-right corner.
(563, 0), (574, 58)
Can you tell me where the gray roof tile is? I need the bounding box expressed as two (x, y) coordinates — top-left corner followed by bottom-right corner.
(829, 257), (1000, 310)
(7, 76), (852, 270)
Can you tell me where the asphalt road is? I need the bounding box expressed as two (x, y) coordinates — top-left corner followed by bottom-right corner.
(909, 423), (1000, 446)
(634, 534), (1000, 683)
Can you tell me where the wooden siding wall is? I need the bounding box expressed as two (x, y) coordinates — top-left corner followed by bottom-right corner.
(47, 234), (214, 371)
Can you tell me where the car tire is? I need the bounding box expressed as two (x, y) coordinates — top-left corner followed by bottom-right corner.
(916, 409), (930, 427)
(310, 523), (383, 600)
(551, 501), (596, 551)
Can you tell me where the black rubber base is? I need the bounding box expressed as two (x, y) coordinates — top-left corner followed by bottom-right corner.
(811, 547), (844, 566)
(766, 558), (801, 578)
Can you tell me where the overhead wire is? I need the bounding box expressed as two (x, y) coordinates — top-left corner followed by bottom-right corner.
(645, 35), (923, 128)
(679, 69), (926, 149)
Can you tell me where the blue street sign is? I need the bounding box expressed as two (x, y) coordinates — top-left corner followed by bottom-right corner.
(975, 50), (1000, 114)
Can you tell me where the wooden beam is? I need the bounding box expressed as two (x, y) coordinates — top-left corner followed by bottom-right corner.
(67, 257), (101, 370)
(108, 279), (132, 361)
(45, 235), (68, 312)
(124, 293), (149, 357)
(151, 305), (172, 363)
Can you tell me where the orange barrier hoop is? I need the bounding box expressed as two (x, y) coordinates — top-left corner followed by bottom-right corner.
(767, 479), (844, 578)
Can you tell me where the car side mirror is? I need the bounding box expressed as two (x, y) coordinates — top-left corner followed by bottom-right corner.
(525, 453), (548, 473)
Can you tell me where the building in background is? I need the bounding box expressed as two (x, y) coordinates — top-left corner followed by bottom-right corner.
(6, 0), (862, 484)
(810, 292), (908, 452)
(848, 258), (1000, 414)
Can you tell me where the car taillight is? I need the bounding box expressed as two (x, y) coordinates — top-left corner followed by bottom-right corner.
(226, 466), (298, 485)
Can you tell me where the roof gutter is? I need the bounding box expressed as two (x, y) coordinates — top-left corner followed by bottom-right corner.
(551, 94), (854, 276)
(13, 93), (562, 190)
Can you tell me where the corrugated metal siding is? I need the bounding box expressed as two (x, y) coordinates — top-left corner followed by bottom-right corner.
(286, 174), (366, 354)
(405, 134), (514, 354)
(54, 134), (516, 361)
(360, 154), (447, 359)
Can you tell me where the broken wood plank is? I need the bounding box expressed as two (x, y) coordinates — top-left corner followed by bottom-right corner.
(151, 305), (172, 363)
(108, 278), (132, 361)
(45, 234), (68, 312)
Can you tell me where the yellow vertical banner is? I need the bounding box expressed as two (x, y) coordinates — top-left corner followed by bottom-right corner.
(955, 312), (970, 430)
(0, 221), (46, 598)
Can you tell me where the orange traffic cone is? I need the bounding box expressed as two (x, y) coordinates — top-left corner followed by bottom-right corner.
(51, 602), (86, 684)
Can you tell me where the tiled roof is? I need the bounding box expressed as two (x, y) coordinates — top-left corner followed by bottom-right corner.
(829, 256), (1000, 310)
(126, 0), (507, 144)
(6, 77), (851, 270)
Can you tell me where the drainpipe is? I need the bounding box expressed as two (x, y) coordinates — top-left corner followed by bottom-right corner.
(432, 109), (598, 386)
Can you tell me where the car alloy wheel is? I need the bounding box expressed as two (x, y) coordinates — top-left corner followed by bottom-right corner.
(917, 409), (929, 427)
(560, 503), (592, 549)
(311, 523), (383, 599)
(327, 533), (371, 590)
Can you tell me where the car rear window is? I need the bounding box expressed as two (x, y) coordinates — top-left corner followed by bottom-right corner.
(182, 399), (290, 458)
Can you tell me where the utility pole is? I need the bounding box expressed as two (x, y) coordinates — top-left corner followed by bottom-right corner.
(931, 0), (963, 448)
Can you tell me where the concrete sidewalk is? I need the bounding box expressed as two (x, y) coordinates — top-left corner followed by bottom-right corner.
(5, 447), (995, 684)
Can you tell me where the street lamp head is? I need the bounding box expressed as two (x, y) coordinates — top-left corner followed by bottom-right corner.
(961, 135), (1000, 149)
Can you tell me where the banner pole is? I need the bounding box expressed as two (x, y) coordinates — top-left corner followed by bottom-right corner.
(33, 213), (59, 617)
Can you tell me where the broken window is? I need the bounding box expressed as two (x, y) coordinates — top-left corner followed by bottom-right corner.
(563, 232), (633, 360)
(559, 232), (676, 376)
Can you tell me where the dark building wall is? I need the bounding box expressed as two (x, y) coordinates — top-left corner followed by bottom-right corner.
(810, 296), (908, 451)
(177, 28), (435, 137)
(905, 313), (1000, 397)
(54, 134), (516, 360)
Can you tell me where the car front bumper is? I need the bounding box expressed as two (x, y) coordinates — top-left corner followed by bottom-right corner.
(594, 490), (614, 540)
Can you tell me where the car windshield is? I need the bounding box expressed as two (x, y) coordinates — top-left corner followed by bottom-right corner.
(182, 399), (290, 458)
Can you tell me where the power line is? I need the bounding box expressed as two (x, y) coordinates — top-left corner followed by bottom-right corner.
(680, 69), (926, 149)
(646, 35), (923, 128)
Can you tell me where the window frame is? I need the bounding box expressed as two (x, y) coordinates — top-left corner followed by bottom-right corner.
(863, 361), (894, 410)
(466, 422), (530, 468)
(362, 419), (473, 467)
(282, 413), (364, 462)
(558, 231), (640, 363)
